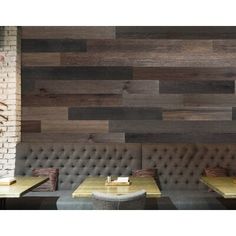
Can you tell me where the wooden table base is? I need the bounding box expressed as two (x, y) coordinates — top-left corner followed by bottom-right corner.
(0, 198), (6, 210)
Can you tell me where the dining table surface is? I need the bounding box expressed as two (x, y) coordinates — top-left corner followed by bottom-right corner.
(0, 176), (49, 198)
(200, 176), (236, 198)
(72, 176), (161, 198)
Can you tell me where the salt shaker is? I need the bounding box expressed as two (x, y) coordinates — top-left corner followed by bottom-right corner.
(107, 176), (111, 183)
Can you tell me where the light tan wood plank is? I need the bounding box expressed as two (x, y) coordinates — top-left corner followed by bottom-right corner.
(22, 27), (115, 39)
(22, 107), (68, 120)
(22, 53), (60, 66)
(72, 177), (161, 198)
(41, 120), (109, 133)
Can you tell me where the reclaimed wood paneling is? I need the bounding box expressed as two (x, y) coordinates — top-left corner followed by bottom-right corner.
(125, 133), (236, 143)
(68, 107), (162, 120)
(110, 120), (236, 133)
(116, 27), (236, 39)
(22, 27), (115, 39)
(32, 80), (158, 95)
(22, 133), (125, 143)
(22, 39), (87, 52)
(22, 107), (68, 120)
(21, 26), (236, 143)
(22, 67), (133, 80)
(163, 108), (232, 121)
(159, 81), (235, 94)
(133, 67), (236, 80)
(22, 94), (122, 107)
(21, 120), (41, 133)
(41, 120), (109, 133)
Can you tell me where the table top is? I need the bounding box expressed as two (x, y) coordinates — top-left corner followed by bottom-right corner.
(200, 176), (236, 198)
(0, 176), (49, 198)
(72, 176), (161, 198)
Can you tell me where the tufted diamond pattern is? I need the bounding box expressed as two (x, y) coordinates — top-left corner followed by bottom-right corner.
(142, 144), (236, 190)
(15, 143), (141, 190)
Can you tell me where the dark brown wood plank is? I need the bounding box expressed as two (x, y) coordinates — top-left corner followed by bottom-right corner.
(232, 108), (236, 120)
(22, 39), (87, 52)
(22, 26), (115, 39)
(41, 120), (108, 133)
(159, 80), (235, 94)
(133, 67), (236, 80)
(68, 107), (162, 120)
(116, 26), (236, 39)
(22, 133), (125, 143)
(22, 94), (122, 107)
(183, 94), (236, 107)
(60, 52), (236, 67)
(21, 120), (41, 133)
(87, 39), (182, 52)
(32, 80), (158, 95)
(163, 108), (232, 120)
(125, 133), (236, 143)
(213, 40), (236, 52)
(22, 107), (68, 120)
(109, 120), (236, 133)
(22, 67), (133, 80)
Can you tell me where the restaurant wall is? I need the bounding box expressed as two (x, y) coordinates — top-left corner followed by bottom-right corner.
(21, 26), (236, 143)
(0, 26), (21, 176)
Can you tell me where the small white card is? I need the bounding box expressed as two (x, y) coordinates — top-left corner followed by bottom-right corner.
(0, 177), (16, 183)
(116, 177), (129, 182)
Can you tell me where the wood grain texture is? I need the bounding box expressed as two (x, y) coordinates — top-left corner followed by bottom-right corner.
(163, 108), (232, 121)
(126, 133), (236, 143)
(22, 39), (87, 52)
(133, 67), (236, 80)
(22, 133), (125, 143)
(159, 80), (235, 94)
(21, 120), (41, 133)
(22, 107), (68, 120)
(116, 27), (236, 39)
(60, 52), (236, 67)
(22, 27), (115, 39)
(22, 94), (122, 107)
(21, 26), (236, 143)
(110, 120), (236, 133)
(68, 107), (162, 120)
(22, 66), (132, 80)
(41, 120), (109, 133)
(32, 80), (158, 95)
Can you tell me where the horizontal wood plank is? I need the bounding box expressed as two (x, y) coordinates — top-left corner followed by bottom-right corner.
(22, 53), (60, 66)
(159, 80), (235, 94)
(22, 66), (133, 80)
(41, 120), (109, 133)
(22, 94), (122, 107)
(110, 120), (236, 133)
(213, 40), (236, 52)
(21, 120), (41, 133)
(133, 67), (236, 80)
(68, 107), (162, 120)
(116, 26), (236, 39)
(22, 107), (68, 120)
(125, 133), (236, 143)
(32, 80), (158, 95)
(22, 133), (125, 143)
(22, 39), (87, 52)
(22, 27), (115, 39)
(163, 108), (232, 120)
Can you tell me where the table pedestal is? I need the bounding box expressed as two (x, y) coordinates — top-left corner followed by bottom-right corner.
(0, 198), (6, 210)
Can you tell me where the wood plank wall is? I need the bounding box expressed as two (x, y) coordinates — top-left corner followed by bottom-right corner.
(21, 26), (236, 143)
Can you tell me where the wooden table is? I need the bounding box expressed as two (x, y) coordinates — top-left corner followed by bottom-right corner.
(200, 176), (236, 198)
(72, 177), (161, 198)
(0, 176), (49, 209)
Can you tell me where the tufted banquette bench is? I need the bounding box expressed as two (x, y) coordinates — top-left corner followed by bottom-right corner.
(7, 143), (236, 210)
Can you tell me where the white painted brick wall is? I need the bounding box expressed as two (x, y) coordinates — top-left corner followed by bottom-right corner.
(0, 26), (21, 177)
